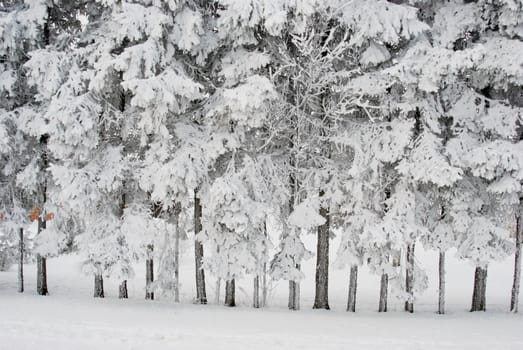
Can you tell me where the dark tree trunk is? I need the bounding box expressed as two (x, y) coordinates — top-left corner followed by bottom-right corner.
(253, 276), (260, 308)
(94, 274), (104, 298)
(18, 228), (24, 293)
(438, 250), (446, 314)
(119, 280), (128, 299)
(288, 280), (295, 309)
(405, 243), (415, 313)
(471, 266), (487, 311)
(261, 263), (268, 308)
(194, 190), (207, 304)
(379, 273), (388, 312)
(262, 224), (268, 308)
(511, 215), (521, 312)
(313, 192), (330, 310)
(347, 264), (358, 312)
(225, 279), (235, 307)
(36, 217), (48, 296)
(288, 266), (301, 311)
(146, 244), (154, 300)
(37, 132), (49, 296)
(174, 203), (181, 303)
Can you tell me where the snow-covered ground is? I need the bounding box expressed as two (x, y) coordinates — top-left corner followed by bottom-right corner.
(1, 242), (523, 349)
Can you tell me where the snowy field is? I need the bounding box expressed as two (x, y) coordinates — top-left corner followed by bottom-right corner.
(1, 242), (523, 350)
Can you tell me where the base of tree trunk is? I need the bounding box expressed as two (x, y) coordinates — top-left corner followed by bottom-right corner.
(18, 228), (24, 293)
(253, 276), (260, 308)
(404, 243), (415, 313)
(438, 250), (446, 315)
(119, 280), (128, 299)
(194, 191), (207, 305)
(313, 200), (330, 310)
(288, 280), (300, 310)
(146, 257), (154, 300)
(36, 255), (48, 296)
(471, 266), (487, 312)
(378, 273), (388, 312)
(511, 216), (521, 313)
(94, 274), (104, 298)
(225, 279), (236, 307)
(347, 265), (358, 312)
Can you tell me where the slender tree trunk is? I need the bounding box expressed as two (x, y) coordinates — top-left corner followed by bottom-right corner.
(146, 244), (154, 300)
(288, 264), (301, 310)
(379, 273), (388, 312)
(347, 264), (358, 312)
(313, 194), (330, 310)
(511, 215), (521, 312)
(36, 217), (48, 296)
(471, 266), (487, 311)
(405, 243), (415, 313)
(288, 280), (295, 309)
(118, 181), (127, 299)
(119, 280), (128, 299)
(194, 190), (207, 304)
(94, 274), (104, 298)
(18, 228), (24, 293)
(225, 279), (235, 307)
(174, 204), (181, 303)
(37, 23), (50, 297)
(260, 222), (268, 308)
(253, 276), (260, 308)
(438, 250), (446, 314)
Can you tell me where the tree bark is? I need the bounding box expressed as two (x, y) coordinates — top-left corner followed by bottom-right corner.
(225, 279), (235, 307)
(146, 244), (154, 300)
(36, 131), (49, 296)
(18, 228), (24, 293)
(511, 215), (521, 312)
(471, 266), (487, 311)
(379, 273), (388, 312)
(36, 217), (48, 296)
(347, 264), (358, 312)
(174, 204), (181, 303)
(260, 223), (268, 308)
(253, 276), (260, 308)
(119, 280), (127, 299)
(405, 243), (415, 313)
(194, 190), (207, 304)
(94, 274), (104, 298)
(438, 250), (446, 315)
(313, 193), (330, 310)
(288, 280), (295, 309)
(119, 280), (128, 299)
(288, 267), (301, 310)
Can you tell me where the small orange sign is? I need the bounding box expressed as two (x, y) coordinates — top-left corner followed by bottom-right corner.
(45, 213), (54, 221)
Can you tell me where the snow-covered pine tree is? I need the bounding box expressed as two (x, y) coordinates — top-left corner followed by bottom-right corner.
(322, 0), (431, 312)
(418, 0), (523, 312)
(2, 0), (87, 296)
(0, 0), (39, 280)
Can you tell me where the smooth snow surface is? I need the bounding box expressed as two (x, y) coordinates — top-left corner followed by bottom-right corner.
(1, 293), (522, 350)
(1, 251), (523, 349)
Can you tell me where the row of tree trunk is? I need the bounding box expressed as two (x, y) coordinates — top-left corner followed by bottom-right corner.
(19, 189), (523, 313)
